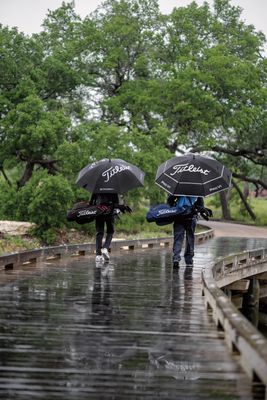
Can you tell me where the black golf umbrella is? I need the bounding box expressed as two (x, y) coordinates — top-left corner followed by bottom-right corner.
(76, 158), (145, 194)
(155, 153), (232, 197)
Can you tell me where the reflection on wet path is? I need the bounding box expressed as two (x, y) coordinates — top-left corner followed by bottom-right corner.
(0, 237), (266, 399)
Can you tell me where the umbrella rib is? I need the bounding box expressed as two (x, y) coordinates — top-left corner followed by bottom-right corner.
(155, 181), (174, 195)
(204, 186), (232, 197)
(162, 160), (169, 172)
(202, 165), (225, 185)
(163, 172), (179, 183)
(176, 181), (207, 186)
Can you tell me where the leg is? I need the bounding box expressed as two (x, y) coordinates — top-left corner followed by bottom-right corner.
(184, 218), (197, 265)
(173, 221), (185, 262)
(95, 217), (105, 255)
(103, 215), (115, 250)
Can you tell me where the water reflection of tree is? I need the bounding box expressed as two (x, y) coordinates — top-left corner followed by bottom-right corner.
(211, 237), (267, 260)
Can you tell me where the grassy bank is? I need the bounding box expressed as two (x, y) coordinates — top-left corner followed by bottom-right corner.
(0, 197), (265, 255)
(0, 216), (209, 256)
(205, 196), (267, 226)
(0, 234), (41, 256)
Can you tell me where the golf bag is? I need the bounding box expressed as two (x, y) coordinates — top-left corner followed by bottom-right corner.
(67, 201), (112, 225)
(146, 197), (197, 226)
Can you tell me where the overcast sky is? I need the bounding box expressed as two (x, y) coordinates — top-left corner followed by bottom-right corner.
(0, 0), (266, 39)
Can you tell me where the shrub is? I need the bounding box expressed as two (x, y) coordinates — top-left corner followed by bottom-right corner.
(0, 181), (19, 220)
(17, 171), (74, 243)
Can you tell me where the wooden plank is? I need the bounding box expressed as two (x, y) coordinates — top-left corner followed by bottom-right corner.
(231, 295), (243, 309)
(1, 237), (266, 399)
(260, 285), (267, 299)
(257, 272), (267, 280)
(225, 279), (250, 292)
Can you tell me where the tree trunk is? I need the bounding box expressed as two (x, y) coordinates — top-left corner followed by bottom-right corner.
(232, 179), (256, 221)
(219, 190), (232, 220)
(243, 181), (249, 199)
(17, 162), (34, 189)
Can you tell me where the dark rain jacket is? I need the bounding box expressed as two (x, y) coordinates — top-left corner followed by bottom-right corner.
(89, 193), (120, 208)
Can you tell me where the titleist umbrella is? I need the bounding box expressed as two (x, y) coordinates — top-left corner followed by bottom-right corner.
(76, 158), (145, 194)
(155, 153), (232, 197)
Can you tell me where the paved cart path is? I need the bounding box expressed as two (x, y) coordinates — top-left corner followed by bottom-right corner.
(201, 220), (267, 238)
(0, 236), (267, 399)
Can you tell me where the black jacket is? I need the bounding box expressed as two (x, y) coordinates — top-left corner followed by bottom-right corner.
(89, 193), (120, 207)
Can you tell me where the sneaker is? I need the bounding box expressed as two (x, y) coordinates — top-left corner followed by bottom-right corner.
(95, 255), (104, 262)
(101, 248), (110, 261)
(173, 261), (179, 269)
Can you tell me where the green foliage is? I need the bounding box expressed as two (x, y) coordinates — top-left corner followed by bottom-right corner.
(205, 195), (267, 226)
(0, 182), (19, 220)
(16, 171), (74, 243)
(0, 0), (266, 242)
(3, 95), (69, 160)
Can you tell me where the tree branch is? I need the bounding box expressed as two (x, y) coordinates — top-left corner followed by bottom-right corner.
(211, 145), (267, 166)
(232, 173), (267, 190)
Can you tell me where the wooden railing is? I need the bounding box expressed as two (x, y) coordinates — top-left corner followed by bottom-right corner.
(0, 227), (213, 271)
(202, 248), (267, 399)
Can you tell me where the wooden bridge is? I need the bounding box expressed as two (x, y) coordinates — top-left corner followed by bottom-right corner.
(0, 229), (267, 399)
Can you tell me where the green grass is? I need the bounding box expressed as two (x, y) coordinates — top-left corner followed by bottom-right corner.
(0, 197), (265, 254)
(0, 234), (41, 256)
(205, 196), (267, 226)
(118, 224), (207, 240)
(114, 206), (209, 239)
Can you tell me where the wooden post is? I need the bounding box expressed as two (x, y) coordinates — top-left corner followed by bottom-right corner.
(242, 277), (260, 328)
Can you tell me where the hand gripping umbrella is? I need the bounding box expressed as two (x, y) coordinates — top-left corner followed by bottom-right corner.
(155, 153), (232, 197)
(76, 158), (145, 194)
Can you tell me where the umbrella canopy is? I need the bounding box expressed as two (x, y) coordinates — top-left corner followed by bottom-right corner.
(76, 158), (145, 194)
(155, 153), (232, 197)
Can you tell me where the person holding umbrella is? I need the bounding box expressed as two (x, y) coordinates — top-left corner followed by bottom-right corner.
(76, 158), (145, 263)
(167, 195), (208, 268)
(89, 192), (125, 262)
(155, 153), (231, 268)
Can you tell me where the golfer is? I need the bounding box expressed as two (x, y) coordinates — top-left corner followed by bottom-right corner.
(90, 193), (120, 262)
(167, 195), (204, 268)
(90, 193), (132, 262)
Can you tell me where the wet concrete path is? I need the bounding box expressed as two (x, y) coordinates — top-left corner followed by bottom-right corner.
(201, 221), (267, 239)
(0, 237), (267, 399)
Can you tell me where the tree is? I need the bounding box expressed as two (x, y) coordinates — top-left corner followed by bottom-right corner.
(79, 0), (161, 126)
(0, 3), (86, 189)
(150, 0), (266, 216)
(1, 0), (266, 235)
(2, 95), (69, 188)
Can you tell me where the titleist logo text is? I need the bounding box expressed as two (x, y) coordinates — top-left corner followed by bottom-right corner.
(102, 165), (130, 182)
(170, 163), (210, 176)
(78, 209), (97, 217)
(158, 209), (177, 215)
